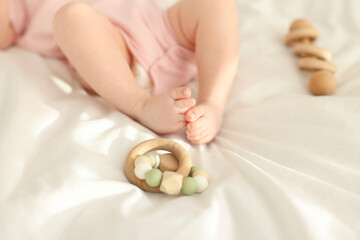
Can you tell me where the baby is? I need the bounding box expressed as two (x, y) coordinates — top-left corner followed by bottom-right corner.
(0, 0), (239, 144)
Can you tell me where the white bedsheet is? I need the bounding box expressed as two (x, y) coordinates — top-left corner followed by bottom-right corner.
(1, 0), (360, 239)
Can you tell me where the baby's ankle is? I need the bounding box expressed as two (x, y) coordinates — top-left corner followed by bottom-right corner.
(129, 92), (151, 121)
(198, 96), (226, 110)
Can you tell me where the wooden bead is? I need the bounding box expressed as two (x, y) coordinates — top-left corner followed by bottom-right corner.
(285, 19), (318, 46)
(159, 153), (179, 172)
(289, 19), (313, 31)
(159, 171), (184, 195)
(309, 71), (336, 96)
(293, 43), (332, 61)
(192, 169), (209, 182)
(285, 28), (319, 46)
(298, 58), (337, 73)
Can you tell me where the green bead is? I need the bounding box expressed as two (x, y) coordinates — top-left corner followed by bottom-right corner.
(182, 177), (198, 195)
(146, 155), (156, 167)
(189, 166), (200, 177)
(145, 169), (163, 187)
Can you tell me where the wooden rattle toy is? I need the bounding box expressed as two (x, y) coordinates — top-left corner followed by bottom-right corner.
(124, 138), (210, 195)
(285, 19), (337, 95)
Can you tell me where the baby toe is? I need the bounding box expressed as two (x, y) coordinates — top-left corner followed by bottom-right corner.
(169, 87), (192, 100)
(185, 105), (204, 122)
(187, 130), (208, 143)
(186, 125), (206, 137)
(187, 116), (207, 131)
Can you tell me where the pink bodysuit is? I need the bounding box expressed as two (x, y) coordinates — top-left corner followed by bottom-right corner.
(9, 0), (197, 95)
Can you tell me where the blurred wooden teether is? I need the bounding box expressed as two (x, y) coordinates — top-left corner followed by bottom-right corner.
(285, 19), (337, 95)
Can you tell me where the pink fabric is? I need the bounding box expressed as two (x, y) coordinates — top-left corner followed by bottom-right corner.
(9, 0), (197, 95)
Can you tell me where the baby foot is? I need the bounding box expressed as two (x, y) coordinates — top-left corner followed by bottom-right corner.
(185, 100), (224, 144)
(133, 87), (196, 134)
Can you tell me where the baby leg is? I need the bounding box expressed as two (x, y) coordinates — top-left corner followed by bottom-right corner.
(168, 0), (239, 144)
(53, 2), (195, 134)
(0, 0), (15, 49)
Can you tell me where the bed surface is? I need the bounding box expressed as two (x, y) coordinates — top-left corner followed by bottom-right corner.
(1, 0), (360, 239)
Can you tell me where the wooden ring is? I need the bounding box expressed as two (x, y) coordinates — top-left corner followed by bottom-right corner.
(298, 58), (337, 73)
(124, 138), (192, 193)
(285, 28), (319, 46)
(293, 43), (332, 61)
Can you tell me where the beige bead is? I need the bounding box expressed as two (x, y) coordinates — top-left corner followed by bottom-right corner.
(159, 171), (184, 195)
(289, 19), (313, 31)
(293, 43), (332, 61)
(285, 19), (319, 46)
(192, 170), (209, 182)
(134, 155), (151, 167)
(286, 28), (319, 45)
(309, 71), (336, 96)
(159, 154), (179, 172)
(298, 58), (337, 73)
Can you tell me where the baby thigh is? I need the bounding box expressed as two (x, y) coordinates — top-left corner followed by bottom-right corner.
(52, 2), (133, 94)
(52, 2), (149, 117)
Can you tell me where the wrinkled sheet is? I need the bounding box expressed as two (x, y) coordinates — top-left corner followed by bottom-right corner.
(1, 0), (360, 239)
